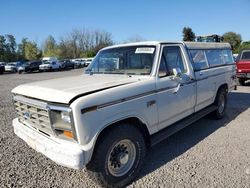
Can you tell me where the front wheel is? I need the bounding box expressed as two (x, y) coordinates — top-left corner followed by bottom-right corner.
(212, 88), (227, 119)
(86, 124), (147, 188)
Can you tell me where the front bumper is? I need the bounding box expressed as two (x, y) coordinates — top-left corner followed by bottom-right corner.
(39, 66), (52, 70)
(13, 118), (85, 170)
(5, 67), (16, 72)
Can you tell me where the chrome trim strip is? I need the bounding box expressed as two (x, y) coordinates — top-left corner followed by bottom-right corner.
(13, 95), (48, 109)
(81, 81), (196, 114)
(47, 105), (71, 112)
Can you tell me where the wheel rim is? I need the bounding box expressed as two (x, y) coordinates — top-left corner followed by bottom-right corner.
(107, 139), (136, 177)
(218, 94), (225, 114)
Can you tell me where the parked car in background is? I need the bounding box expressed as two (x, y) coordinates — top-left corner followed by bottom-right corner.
(5, 62), (18, 72)
(59, 60), (74, 70)
(71, 59), (83, 68)
(39, 61), (62, 71)
(233, 54), (238, 62)
(5, 61), (26, 73)
(18, 60), (42, 74)
(84, 58), (94, 67)
(42, 57), (58, 63)
(0, 63), (5, 74)
(236, 50), (250, 85)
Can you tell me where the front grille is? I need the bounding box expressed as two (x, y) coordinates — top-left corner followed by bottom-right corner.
(14, 99), (53, 135)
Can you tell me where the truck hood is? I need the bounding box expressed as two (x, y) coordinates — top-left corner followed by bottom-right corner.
(12, 74), (142, 104)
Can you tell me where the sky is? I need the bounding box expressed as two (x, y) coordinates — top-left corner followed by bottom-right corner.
(1, 0), (250, 46)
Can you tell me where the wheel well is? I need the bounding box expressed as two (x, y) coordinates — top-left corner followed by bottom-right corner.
(217, 83), (228, 93)
(214, 83), (228, 103)
(95, 117), (151, 150)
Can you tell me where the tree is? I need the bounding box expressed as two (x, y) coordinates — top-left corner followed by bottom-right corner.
(182, 27), (196, 41)
(5, 34), (17, 61)
(17, 38), (28, 60)
(124, 35), (146, 43)
(0, 35), (6, 61)
(57, 28), (114, 59)
(43, 35), (59, 57)
(24, 41), (41, 60)
(237, 41), (250, 53)
(223, 32), (242, 53)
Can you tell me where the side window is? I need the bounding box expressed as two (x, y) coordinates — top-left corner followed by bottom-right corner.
(162, 46), (186, 75)
(158, 53), (168, 77)
(189, 50), (208, 71)
(222, 50), (234, 64)
(205, 50), (225, 67)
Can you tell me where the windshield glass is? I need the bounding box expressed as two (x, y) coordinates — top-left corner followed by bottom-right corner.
(42, 60), (50, 64)
(86, 46), (156, 75)
(241, 51), (250, 60)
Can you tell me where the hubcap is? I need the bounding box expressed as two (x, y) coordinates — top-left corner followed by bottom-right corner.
(218, 94), (225, 114)
(107, 139), (136, 177)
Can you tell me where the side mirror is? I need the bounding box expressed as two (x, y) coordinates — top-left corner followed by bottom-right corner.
(172, 68), (182, 78)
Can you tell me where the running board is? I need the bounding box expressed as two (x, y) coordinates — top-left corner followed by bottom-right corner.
(150, 105), (218, 146)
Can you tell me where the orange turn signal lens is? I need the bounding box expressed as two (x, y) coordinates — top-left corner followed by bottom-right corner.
(63, 130), (73, 138)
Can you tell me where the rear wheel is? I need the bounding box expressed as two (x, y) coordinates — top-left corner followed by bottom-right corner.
(212, 88), (227, 119)
(86, 124), (147, 188)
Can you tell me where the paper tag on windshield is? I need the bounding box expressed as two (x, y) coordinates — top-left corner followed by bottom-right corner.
(135, 47), (155, 54)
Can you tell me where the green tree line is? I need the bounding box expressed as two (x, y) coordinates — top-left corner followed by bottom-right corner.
(0, 28), (113, 62)
(1, 27), (250, 62)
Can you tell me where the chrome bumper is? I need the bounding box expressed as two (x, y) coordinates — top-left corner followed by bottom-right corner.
(13, 118), (85, 170)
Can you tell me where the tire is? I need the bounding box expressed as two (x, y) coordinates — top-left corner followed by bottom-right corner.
(237, 78), (245, 86)
(212, 88), (227, 119)
(86, 124), (147, 188)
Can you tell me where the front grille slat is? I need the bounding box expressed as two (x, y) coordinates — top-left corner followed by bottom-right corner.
(14, 98), (53, 136)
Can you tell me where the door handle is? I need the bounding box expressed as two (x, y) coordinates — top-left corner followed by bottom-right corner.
(147, 100), (156, 107)
(199, 72), (203, 76)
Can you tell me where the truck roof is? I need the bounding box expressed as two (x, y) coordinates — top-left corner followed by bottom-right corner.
(102, 41), (231, 50)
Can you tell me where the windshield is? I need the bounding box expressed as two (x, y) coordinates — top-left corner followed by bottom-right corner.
(241, 51), (250, 60)
(86, 46), (156, 75)
(42, 60), (51, 64)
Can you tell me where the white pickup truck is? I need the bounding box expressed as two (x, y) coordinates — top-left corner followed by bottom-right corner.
(12, 41), (236, 187)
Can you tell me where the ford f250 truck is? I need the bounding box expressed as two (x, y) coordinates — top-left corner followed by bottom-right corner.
(12, 41), (236, 187)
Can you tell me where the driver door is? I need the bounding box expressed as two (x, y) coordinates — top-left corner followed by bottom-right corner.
(156, 45), (196, 130)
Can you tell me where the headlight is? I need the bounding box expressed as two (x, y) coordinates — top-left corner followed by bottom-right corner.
(49, 106), (76, 140)
(61, 111), (71, 124)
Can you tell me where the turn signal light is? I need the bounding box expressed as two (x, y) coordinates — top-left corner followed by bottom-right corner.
(63, 130), (73, 138)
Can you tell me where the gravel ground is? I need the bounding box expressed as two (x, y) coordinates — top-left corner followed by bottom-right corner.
(0, 69), (250, 188)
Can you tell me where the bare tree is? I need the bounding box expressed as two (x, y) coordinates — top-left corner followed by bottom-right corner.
(57, 28), (114, 59)
(124, 35), (146, 43)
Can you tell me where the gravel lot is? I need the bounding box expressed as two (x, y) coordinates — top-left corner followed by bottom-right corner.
(0, 69), (250, 188)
